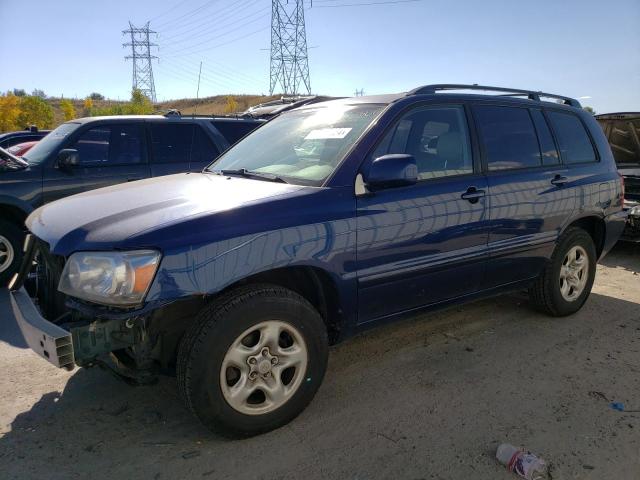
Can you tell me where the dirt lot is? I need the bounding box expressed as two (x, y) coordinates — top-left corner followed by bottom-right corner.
(1, 243), (639, 480)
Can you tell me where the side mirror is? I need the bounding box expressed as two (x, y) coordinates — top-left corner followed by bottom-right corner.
(363, 154), (418, 191)
(57, 149), (80, 171)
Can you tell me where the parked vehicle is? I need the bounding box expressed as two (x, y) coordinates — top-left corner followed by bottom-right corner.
(9, 85), (626, 438)
(0, 114), (264, 283)
(6, 140), (39, 157)
(596, 112), (640, 241)
(0, 126), (50, 149)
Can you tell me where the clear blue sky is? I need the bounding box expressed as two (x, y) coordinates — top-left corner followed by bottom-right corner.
(1, 0), (638, 113)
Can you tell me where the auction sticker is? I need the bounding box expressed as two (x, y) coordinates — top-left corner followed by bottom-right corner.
(305, 128), (352, 140)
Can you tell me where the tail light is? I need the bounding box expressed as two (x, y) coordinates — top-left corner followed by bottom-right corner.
(618, 172), (625, 203)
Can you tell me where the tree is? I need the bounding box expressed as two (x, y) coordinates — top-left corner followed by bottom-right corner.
(128, 88), (153, 114)
(83, 97), (94, 116)
(224, 95), (238, 114)
(12, 88), (26, 97)
(17, 96), (54, 129)
(0, 94), (22, 132)
(60, 99), (76, 121)
(31, 89), (47, 99)
(89, 92), (105, 101)
(583, 106), (596, 115)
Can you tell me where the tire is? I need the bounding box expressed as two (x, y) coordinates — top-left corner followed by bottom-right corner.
(177, 284), (329, 438)
(0, 220), (25, 286)
(529, 227), (597, 316)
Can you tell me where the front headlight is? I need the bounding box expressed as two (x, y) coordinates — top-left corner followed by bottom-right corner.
(58, 250), (161, 306)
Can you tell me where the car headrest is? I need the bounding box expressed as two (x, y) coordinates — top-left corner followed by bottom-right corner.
(437, 132), (463, 163)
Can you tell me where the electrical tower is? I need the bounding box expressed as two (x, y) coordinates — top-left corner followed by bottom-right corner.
(123, 22), (158, 103)
(269, 1), (311, 96)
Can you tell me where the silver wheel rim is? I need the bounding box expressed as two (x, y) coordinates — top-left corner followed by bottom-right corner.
(559, 245), (589, 302)
(0, 235), (14, 274)
(220, 320), (308, 416)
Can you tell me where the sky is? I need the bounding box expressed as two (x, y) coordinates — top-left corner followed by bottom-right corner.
(0, 0), (639, 113)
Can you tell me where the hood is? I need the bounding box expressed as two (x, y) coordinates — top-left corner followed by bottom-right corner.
(0, 147), (29, 171)
(27, 172), (307, 255)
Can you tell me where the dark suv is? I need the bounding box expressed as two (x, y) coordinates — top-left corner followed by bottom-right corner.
(0, 114), (263, 283)
(9, 85), (626, 438)
(0, 126), (50, 149)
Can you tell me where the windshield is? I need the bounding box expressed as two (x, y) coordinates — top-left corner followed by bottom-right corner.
(23, 122), (80, 165)
(209, 104), (384, 185)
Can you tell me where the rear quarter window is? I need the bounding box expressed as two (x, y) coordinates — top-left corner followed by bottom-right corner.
(546, 111), (597, 164)
(150, 123), (194, 163)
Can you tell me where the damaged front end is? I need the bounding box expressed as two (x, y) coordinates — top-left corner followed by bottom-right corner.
(9, 235), (203, 384)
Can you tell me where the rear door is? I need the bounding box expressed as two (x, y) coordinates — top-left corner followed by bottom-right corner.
(473, 104), (572, 287)
(356, 104), (489, 322)
(43, 123), (149, 203)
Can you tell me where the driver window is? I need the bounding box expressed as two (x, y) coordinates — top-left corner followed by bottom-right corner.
(373, 105), (473, 179)
(72, 124), (143, 166)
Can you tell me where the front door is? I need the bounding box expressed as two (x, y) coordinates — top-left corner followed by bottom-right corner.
(356, 104), (488, 323)
(43, 123), (149, 203)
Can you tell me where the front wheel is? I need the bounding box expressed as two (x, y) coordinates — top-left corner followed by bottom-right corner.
(529, 227), (597, 316)
(177, 284), (328, 437)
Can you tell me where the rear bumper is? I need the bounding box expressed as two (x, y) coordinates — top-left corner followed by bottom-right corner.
(9, 287), (75, 370)
(601, 210), (629, 257)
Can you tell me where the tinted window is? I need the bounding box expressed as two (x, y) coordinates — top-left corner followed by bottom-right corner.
(547, 111), (597, 164)
(211, 121), (260, 145)
(72, 125), (143, 166)
(374, 105), (473, 179)
(530, 109), (559, 165)
(150, 123), (193, 163)
(192, 127), (220, 165)
(474, 106), (541, 170)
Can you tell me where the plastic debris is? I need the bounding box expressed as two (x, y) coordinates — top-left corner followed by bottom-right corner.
(496, 443), (548, 479)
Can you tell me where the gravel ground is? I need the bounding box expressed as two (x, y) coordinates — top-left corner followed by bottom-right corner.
(0, 242), (639, 480)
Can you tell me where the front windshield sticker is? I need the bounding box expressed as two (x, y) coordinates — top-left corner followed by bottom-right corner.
(304, 127), (352, 140)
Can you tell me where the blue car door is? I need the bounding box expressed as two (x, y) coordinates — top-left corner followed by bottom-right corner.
(356, 104), (489, 323)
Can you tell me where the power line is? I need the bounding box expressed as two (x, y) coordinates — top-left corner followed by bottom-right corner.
(312, 0), (424, 7)
(154, 0), (219, 30)
(148, 0), (192, 23)
(123, 21), (158, 102)
(270, 0), (311, 95)
(162, 25), (269, 58)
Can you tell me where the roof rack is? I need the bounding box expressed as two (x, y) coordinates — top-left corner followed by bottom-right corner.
(407, 84), (581, 108)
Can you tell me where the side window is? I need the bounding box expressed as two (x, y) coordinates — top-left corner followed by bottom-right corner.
(150, 123), (193, 163)
(192, 127), (220, 165)
(373, 105), (473, 179)
(110, 124), (143, 164)
(73, 127), (110, 165)
(473, 105), (541, 170)
(546, 111), (597, 164)
(530, 109), (560, 166)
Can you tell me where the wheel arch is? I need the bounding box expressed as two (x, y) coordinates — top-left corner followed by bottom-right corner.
(561, 214), (606, 258)
(0, 199), (32, 229)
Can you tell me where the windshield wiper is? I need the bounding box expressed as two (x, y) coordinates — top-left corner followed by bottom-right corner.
(217, 168), (288, 184)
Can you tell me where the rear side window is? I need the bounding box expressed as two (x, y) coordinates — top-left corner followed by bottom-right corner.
(473, 105), (541, 170)
(150, 124), (193, 163)
(211, 121), (260, 145)
(546, 111), (597, 164)
(192, 127), (220, 164)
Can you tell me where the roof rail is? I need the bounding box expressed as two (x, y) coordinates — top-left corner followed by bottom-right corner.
(407, 84), (582, 108)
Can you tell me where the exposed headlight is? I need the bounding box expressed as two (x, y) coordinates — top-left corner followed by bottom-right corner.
(58, 250), (161, 306)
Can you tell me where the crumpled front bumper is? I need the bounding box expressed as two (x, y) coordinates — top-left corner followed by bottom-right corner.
(622, 199), (640, 242)
(9, 287), (75, 370)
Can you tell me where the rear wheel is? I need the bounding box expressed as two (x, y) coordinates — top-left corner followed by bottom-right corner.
(177, 284), (328, 437)
(529, 227), (596, 316)
(0, 220), (24, 286)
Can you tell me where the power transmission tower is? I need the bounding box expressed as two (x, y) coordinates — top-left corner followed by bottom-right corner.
(354, 88), (364, 97)
(269, 1), (311, 96)
(123, 22), (158, 103)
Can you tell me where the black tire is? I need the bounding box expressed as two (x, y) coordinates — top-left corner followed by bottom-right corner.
(529, 227), (597, 316)
(0, 220), (25, 287)
(177, 284), (329, 438)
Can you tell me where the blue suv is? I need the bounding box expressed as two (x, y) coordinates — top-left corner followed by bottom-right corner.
(9, 84), (626, 437)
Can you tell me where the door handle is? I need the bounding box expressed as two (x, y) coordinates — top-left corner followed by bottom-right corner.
(461, 187), (485, 203)
(551, 175), (568, 186)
